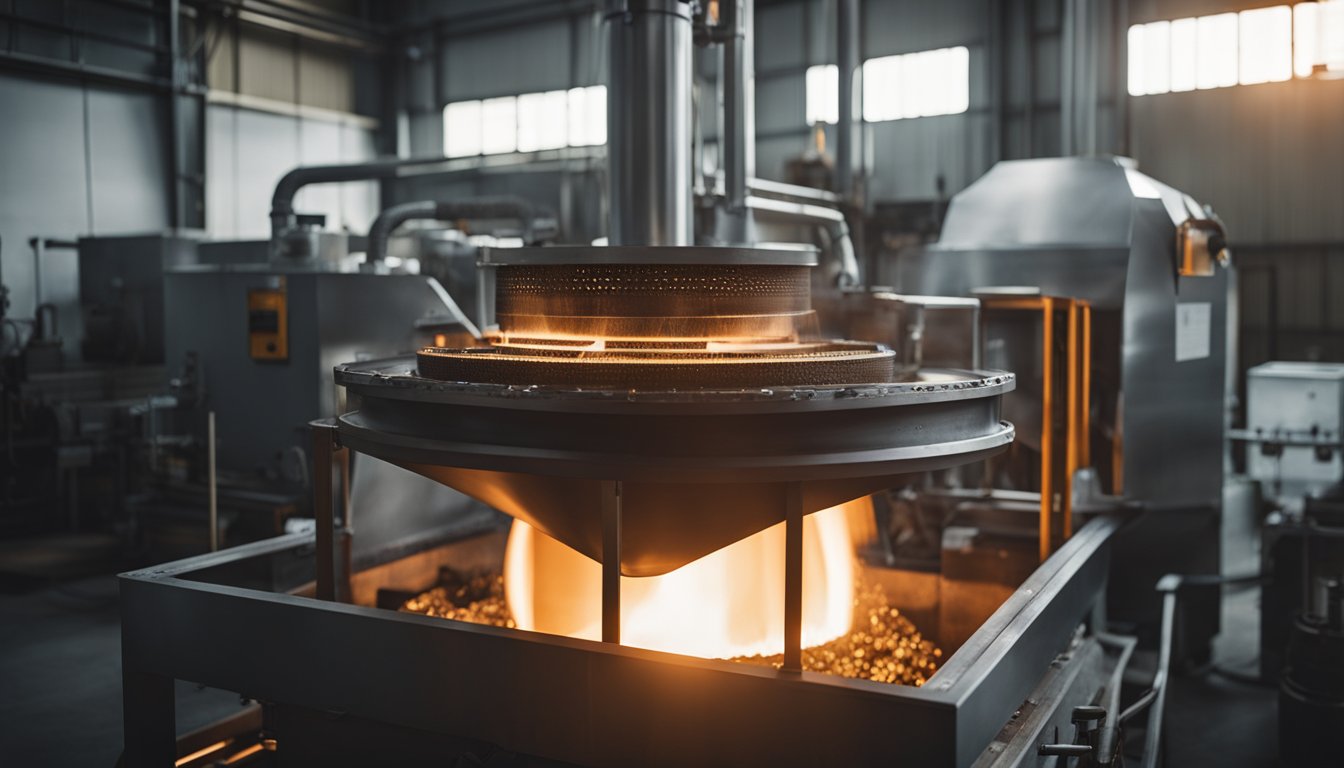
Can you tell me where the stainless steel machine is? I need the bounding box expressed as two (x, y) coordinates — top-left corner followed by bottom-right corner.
(896, 156), (1233, 652)
(161, 266), (455, 481)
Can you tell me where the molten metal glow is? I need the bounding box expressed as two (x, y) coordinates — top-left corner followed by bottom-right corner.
(504, 499), (866, 659)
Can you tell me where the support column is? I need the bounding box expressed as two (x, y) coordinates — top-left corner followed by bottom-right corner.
(836, 0), (859, 200)
(602, 480), (624, 644)
(783, 482), (804, 672)
(121, 664), (176, 766)
(312, 420), (339, 602)
(605, 0), (693, 246)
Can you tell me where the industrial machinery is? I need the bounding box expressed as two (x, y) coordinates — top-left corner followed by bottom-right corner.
(896, 156), (1233, 654)
(1228, 361), (1344, 761)
(119, 2), (1205, 766)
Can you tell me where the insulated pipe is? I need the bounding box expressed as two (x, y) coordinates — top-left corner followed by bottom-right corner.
(365, 198), (536, 266)
(268, 156), (453, 242)
(604, 0), (693, 246)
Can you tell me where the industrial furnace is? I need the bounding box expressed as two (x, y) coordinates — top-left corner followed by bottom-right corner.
(118, 2), (1198, 766)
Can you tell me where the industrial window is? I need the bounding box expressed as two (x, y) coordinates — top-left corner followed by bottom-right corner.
(862, 47), (970, 122)
(803, 47), (969, 126)
(480, 96), (518, 155)
(443, 100), (483, 158)
(1295, 0), (1344, 76)
(566, 85), (607, 147)
(443, 85), (606, 158)
(805, 64), (839, 125)
(1127, 3), (1343, 96)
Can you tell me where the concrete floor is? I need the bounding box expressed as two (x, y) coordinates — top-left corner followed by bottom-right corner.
(0, 574), (248, 767)
(1165, 585), (1279, 767)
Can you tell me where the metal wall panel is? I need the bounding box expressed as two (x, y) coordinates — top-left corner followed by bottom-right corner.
(207, 21), (238, 92)
(754, 74), (804, 135)
(756, 2), (807, 72)
(205, 104), (379, 240)
(407, 109), (444, 157)
(0, 75), (172, 360)
(232, 108), (300, 239)
(862, 0), (987, 58)
(866, 113), (988, 202)
(298, 41), (355, 113)
(570, 11), (605, 87)
(87, 87), (170, 234)
(238, 26), (297, 104)
(206, 105), (239, 236)
(403, 32), (437, 113)
(1129, 79), (1344, 244)
(340, 123), (380, 236)
(0, 74), (90, 324)
(295, 118), (344, 228)
(755, 134), (808, 182)
(443, 21), (570, 102)
(803, 0), (836, 65)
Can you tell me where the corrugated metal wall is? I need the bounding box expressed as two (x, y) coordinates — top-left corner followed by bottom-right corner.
(0, 0), (384, 352)
(0, 73), (170, 348)
(736, 0), (1080, 200)
(1125, 0), (1344, 375)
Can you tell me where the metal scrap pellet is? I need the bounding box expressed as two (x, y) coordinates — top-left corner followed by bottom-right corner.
(401, 574), (940, 686)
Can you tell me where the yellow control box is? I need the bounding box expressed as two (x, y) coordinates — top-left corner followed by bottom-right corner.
(248, 285), (288, 361)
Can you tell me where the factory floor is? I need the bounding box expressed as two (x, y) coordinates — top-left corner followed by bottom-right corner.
(0, 572), (249, 767)
(0, 562), (1279, 767)
(1163, 585), (1279, 767)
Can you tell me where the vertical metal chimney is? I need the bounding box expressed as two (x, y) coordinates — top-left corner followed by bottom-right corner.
(604, 0), (693, 246)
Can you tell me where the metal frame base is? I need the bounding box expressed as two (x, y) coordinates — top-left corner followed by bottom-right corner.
(120, 513), (1118, 767)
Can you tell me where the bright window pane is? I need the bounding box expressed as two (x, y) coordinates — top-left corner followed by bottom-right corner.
(1197, 13), (1239, 89)
(1128, 24), (1147, 95)
(1323, 0), (1344, 73)
(566, 87), (594, 147)
(443, 100), (482, 158)
(805, 64), (839, 125)
(1170, 18), (1198, 92)
(861, 47), (967, 123)
(943, 47), (970, 115)
(586, 86), (607, 145)
(1142, 21), (1172, 94)
(863, 55), (901, 122)
(900, 50), (929, 118)
(480, 96), (517, 155)
(1296, 2), (1319, 77)
(518, 90), (568, 152)
(1239, 5), (1292, 85)
(566, 85), (607, 147)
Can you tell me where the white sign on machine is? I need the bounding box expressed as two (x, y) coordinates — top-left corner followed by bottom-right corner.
(1175, 302), (1211, 362)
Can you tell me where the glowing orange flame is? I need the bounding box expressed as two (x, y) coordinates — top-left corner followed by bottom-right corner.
(504, 498), (868, 659)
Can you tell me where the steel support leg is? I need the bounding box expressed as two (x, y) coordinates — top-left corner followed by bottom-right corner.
(312, 420), (338, 602)
(783, 482), (804, 672)
(121, 665), (176, 767)
(602, 480), (623, 644)
(335, 441), (352, 604)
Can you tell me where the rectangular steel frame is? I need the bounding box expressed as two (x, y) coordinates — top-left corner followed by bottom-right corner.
(121, 515), (1118, 768)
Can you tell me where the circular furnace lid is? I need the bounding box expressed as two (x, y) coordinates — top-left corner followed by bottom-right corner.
(334, 358), (1014, 576)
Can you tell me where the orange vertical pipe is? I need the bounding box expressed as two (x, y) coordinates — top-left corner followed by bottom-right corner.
(1064, 301), (1078, 541)
(1040, 298), (1054, 563)
(1081, 303), (1092, 468)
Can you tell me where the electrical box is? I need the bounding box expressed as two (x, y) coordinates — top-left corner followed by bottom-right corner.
(1247, 361), (1344, 497)
(248, 284), (288, 361)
